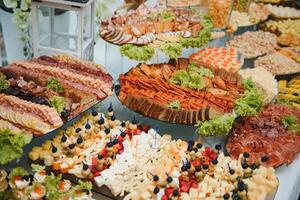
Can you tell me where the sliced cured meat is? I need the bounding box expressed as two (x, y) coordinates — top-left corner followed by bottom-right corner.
(227, 104), (300, 167)
(0, 95), (62, 128)
(3, 62), (110, 99)
(33, 55), (112, 85)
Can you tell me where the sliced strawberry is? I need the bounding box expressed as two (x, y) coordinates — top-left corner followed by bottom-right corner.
(190, 180), (198, 189)
(92, 157), (98, 166)
(161, 195), (169, 200)
(165, 187), (174, 196)
(93, 171), (100, 177)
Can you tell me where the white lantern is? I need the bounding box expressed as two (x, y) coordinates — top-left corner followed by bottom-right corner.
(31, 0), (95, 60)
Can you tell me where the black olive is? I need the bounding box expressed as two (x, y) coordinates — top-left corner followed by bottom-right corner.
(131, 116), (137, 124)
(105, 127), (110, 134)
(120, 132), (126, 138)
(108, 103), (113, 112)
(75, 128), (82, 133)
(107, 141), (114, 148)
(98, 154), (103, 160)
(77, 135), (83, 144)
(251, 164), (257, 170)
(32, 96), (48, 105)
(229, 169), (235, 175)
(196, 143), (203, 149)
(113, 138), (119, 145)
(61, 109), (70, 119)
(153, 175), (159, 182)
(173, 189), (179, 197)
(98, 117), (105, 125)
(111, 115), (116, 121)
(153, 186), (160, 194)
(69, 144), (75, 149)
(187, 145), (193, 152)
(83, 189), (90, 195)
(223, 193), (230, 199)
(121, 121), (126, 127)
(261, 156), (269, 162)
(242, 162), (248, 169)
(186, 162), (191, 169)
(203, 164), (209, 170)
(237, 181), (245, 191)
(61, 134), (67, 142)
(83, 164), (89, 171)
(8, 87), (20, 96)
(243, 152), (250, 158)
(92, 111), (98, 116)
(22, 175), (30, 181)
(215, 144), (222, 150)
(28, 174), (34, 180)
(212, 159), (218, 165)
(181, 165), (188, 171)
(85, 123), (91, 130)
(188, 140), (195, 146)
(195, 165), (201, 172)
(52, 146), (58, 153)
(167, 176), (173, 183)
(193, 148), (198, 153)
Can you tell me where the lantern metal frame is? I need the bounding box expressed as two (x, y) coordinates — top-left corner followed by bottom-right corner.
(31, 0), (95, 60)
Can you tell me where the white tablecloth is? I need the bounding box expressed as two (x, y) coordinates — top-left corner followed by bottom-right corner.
(275, 156), (300, 200)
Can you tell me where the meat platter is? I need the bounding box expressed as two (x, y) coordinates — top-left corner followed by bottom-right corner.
(226, 104), (300, 168)
(0, 54), (113, 137)
(116, 47), (245, 125)
(100, 5), (205, 46)
(27, 108), (279, 200)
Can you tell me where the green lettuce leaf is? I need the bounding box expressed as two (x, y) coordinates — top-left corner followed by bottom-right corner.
(44, 174), (62, 200)
(49, 96), (66, 115)
(234, 79), (263, 117)
(120, 44), (155, 62)
(180, 15), (213, 48)
(169, 64), (210, 90)
(31, 164), (45, 173)
(0, 130), (32, 165)
(8, 167), (28, 180)
(167, 100), (181, 109)
(46, 77), (63, 93)
(0, 77), (8, 92)
(160, 42), (183, 59)
(281, 115), (300, 133)
(196, 114), (235, 137)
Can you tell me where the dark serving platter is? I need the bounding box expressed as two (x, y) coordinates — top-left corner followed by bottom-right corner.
(28, 158), (123, 200)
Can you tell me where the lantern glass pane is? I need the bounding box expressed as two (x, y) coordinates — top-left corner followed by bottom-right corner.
(37, 5), (78, 54)
(83, 3), (93, 50)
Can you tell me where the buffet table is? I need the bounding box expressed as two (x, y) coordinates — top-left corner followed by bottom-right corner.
(1, 93), (299, 200)
(1, 1), (300, 198)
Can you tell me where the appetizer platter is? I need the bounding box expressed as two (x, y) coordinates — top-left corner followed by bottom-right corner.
(277, 74), (300, 109)
(0, 167), (94, 199)
(0, 54), (113, 137)
(226, 31), (278, 59)
(100, 5), (209, 46)
(227, 103), (300, 168)
(116, 47), (246, 125)
(100, 4), (217, 62)
(27, 108), (279, 200)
